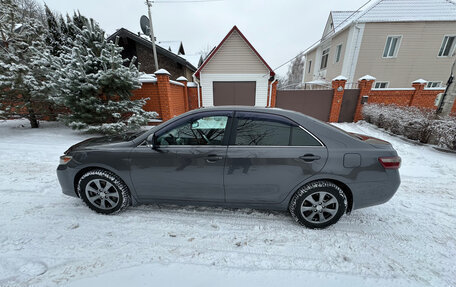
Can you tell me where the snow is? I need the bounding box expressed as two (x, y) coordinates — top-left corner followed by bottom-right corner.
(358, 75), (376, 81)
(412, 79), (427, 84)
(187, 82), (198, 87)
(154, 69), (171, 76)
(138, 74), (157, 83)
(169, 80), (185, 87)
(354, 0), (456, 23)
(176, 76), (188, 81)
(1, 119), (456, 287)
(332, 75), (348, 81)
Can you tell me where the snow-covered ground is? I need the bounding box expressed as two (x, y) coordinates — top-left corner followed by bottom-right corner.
(0, 119), (455, 287)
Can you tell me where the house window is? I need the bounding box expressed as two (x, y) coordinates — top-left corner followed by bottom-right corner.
(383, 36), (402, 58)
(320, 48), (330, 70)
(335, 44), (342, 63)
(308, 60), (312, 73)
(438, 36), (456, 57)
(426, 81), (442, 88)
(374, 82), (389, 89)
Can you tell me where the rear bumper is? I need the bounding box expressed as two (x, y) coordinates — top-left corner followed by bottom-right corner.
(57, 164), (79, 198)
(350, 170), (401, 210)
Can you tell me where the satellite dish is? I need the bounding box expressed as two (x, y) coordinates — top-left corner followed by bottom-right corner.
(140, 15), (150, 35)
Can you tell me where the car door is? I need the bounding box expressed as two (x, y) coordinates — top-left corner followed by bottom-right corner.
(129, 111), (233, 202)
(224, 112), (328, 204)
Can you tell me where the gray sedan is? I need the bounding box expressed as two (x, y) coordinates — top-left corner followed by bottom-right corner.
(57, 106), (401, 228)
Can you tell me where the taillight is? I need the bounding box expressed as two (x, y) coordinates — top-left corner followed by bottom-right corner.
(378, 156), (401, 169)
(60, 155), (72, 165)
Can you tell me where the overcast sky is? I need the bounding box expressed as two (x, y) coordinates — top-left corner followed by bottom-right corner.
(42, 0), (368, 76)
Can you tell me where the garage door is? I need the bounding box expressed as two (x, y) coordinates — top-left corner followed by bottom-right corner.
(213, 81), (256, 106)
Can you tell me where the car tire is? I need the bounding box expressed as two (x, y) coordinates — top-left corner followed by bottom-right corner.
(289, 181), (346, 229)
(78, 169), (131, 214)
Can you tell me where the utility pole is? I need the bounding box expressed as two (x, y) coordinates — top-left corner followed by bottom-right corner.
(145, 0), (159, 71)
(436, 59), (455, 117)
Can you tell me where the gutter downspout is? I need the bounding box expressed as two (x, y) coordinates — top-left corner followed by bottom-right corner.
(192, 74), (201, 108)
(268, 78), (278, 107)
(348, 24), (361, 83)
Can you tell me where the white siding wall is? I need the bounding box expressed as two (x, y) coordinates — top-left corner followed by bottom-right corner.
(200, 73), (269, 107)
(202, 30), (270, 74)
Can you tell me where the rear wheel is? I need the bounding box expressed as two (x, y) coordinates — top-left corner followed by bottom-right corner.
(289, 181), (346, 229)
(78, 169), (131, 214)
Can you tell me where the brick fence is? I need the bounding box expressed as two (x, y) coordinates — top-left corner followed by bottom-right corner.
(131, 69), (201, 122)
(328, 75), (454, 123)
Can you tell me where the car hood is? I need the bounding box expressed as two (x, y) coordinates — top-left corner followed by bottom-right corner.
(65, 132), (145, 154)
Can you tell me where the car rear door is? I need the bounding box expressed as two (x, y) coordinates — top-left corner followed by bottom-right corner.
(224, 111), (328, 204)
(129, 111), (233, 202)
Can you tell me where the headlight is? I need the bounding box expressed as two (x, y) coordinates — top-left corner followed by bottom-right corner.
(60, 155), (72, 165)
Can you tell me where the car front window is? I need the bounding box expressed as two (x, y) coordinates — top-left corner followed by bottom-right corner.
(157, 116), (228, 146)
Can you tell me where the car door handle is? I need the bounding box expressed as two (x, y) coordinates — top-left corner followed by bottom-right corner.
(206, 154), (223, 163)
(299, 154), (321, 162)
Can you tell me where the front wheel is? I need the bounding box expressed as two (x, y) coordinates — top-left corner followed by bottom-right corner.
(289, 181), (346, 229)
(78, 169), (131, 214)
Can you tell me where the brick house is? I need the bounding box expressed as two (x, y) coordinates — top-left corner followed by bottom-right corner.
(194, 26), (277, 107)
(107, 28), (197, 80)
(302, 0), (456, 88)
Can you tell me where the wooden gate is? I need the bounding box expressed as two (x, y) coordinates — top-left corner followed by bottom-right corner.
(338, 89), (360, 122)
(275, 90), (333, 121)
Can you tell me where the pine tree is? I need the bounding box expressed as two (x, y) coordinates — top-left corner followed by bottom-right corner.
(0, 0), (57, 128)
(44, 3), (64, 56)
(55, 17), (157, 134)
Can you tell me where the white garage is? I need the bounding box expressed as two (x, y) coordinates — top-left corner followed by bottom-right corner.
(194, 26), (275, 107)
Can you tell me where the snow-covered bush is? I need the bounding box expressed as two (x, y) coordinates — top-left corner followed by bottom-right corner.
(362, 104), (456, 150)
(54, 16), (157, 134)
(430, 117), (456, 150)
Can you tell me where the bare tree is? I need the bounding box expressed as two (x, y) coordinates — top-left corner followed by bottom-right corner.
(280, 54), (305, 90)
(15, 0), (46, 25)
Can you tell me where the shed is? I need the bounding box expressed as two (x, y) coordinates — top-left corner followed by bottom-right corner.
(195, 26), (275, 107)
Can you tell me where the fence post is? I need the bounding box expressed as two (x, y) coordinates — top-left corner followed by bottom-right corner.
(177, 76), (189, 112)
(329, 75), (347, 122)
(410, 79), (427, 107)
(354, 75), (375, 122)
(155, 69), (172, 121)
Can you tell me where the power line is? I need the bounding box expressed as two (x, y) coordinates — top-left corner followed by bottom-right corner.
(273, 0), (373, 72)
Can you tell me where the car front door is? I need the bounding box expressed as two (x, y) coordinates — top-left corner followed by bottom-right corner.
(129, 111), (233, 202)
(224, 112), (328, 204)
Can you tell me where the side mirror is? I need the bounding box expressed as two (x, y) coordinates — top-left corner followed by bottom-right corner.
(146, 133), (157, 149)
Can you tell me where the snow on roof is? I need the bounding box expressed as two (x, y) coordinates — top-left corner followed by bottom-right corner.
(352, 0), (456, 23)
(187, 82), (198, 87)
(331, 11), (362, 33)
(359, 75), (376, 81)
(176, 76), (188, 81)
(332, 75), (348, 81)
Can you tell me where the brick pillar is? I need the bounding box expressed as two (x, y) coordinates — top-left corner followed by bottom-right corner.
(329, 76), (347, 122)
(155, 69), (172, 121)
(177, 76), (189, 112)
(270, 81), (278, 107)
(410, 79), (427, 106)
(354, 75), (375, 122)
